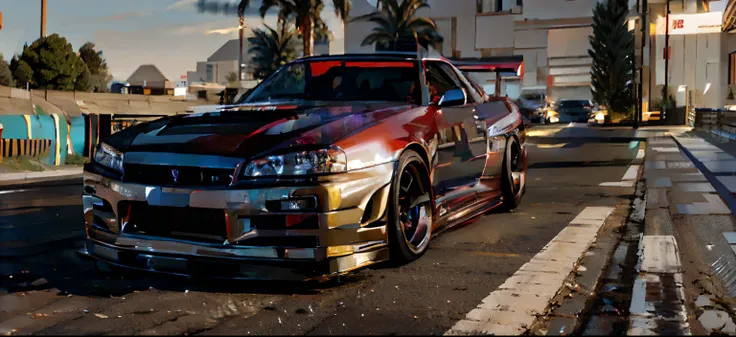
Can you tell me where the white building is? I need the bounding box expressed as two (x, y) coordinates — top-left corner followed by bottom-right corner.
(345, 0), (606, 101)
(187, 36), (257, 87)
(187, 31), (340, 88)
(628, 0), (724, 124)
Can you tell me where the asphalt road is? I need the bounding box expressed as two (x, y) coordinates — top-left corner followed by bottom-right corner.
(0, 139), (641, 335)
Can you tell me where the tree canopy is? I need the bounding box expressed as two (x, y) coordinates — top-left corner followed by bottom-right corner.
(78, 42), (112, 92)
(197, 0), (350, 57)
(0, 54), (14, 87)
(11, 34), (90, 91)
(353, 0), (443, 51)
(248, 19), (299, 79)
(588, 0), (634, 114)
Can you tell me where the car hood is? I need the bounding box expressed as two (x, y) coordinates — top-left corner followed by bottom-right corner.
(105, 102), (416, 160)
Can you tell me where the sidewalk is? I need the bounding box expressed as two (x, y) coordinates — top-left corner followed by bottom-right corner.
(631, 134), (736, 335)
(0, 167), (83, 187)
(527, 124), (693, 142)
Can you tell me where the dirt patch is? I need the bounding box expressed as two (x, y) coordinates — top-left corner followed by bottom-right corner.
(0, 157), (49, 173)
(64, 154), (87, 166)
(0, 156), (84, 174)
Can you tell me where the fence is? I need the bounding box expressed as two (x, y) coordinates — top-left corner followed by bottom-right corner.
(694, 108), (736, 140)
(0, 139), (52, 163)
(0, 112), (168, 166)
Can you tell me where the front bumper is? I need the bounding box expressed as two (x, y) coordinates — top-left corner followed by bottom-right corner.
(557, 114), (590, 123)
(82, 162), (396, 280)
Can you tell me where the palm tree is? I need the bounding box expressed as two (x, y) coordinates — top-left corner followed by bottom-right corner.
(353, 0), (443, 51)
(196, 0), (250, 84)
(259, 0), (351, 57)
(197, 0), (349, 58)
(248, 19), (299, 80)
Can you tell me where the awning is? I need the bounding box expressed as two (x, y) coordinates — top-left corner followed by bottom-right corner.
(446, 56), (524, 76)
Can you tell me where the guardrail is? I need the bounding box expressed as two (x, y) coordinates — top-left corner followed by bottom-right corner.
(694, 108), (736, 140)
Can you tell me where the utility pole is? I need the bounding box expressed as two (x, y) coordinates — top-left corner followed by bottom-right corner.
(637, 0), (648, 129)
(41, 0), (47, 38)
(664, 0), (670, 124)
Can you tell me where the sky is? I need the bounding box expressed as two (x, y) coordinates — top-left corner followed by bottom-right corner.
(0, 0), (346, 83)
(0, 0), (726, 82)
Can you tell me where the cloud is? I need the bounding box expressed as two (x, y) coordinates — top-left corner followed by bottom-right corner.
(166, 0), (198, 11)
(206, 26), (241, 35)
(167, 21), (239, 36)
(93, 26), (232, 82)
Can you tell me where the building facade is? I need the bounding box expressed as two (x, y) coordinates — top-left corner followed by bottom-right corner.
(629, 0), (724, 124)
(187, 36), (257, 87)
(345, 0), (604, 101)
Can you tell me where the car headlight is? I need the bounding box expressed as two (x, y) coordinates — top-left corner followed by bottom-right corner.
(94, 143), (124, 173)
(241, 146), (348, 177)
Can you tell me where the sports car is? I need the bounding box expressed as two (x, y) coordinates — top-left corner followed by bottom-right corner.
(81, 52), (529, 280)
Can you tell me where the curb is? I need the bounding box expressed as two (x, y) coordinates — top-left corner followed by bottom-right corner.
(0, 173), (82, 189)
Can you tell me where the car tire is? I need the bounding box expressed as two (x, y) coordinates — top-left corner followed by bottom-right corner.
(388, 149), (433, 263)
(500, 137), (526, 211)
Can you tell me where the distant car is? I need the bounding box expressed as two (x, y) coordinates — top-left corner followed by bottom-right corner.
(546, 99), (596, 123)
(517, 93), (547, 124)
(81, 52), (529, 280)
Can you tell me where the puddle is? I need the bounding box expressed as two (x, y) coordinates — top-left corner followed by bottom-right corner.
(578, 220), (643, 335)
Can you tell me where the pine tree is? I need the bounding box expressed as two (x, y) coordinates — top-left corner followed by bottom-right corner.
(589, 0), (634, 115)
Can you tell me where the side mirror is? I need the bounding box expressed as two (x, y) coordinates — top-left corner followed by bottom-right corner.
(438, 88), (466, 108)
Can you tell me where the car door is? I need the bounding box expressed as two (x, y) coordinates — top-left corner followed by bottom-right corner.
(425, 61), (487, 213)
(454, 71), (520, 203)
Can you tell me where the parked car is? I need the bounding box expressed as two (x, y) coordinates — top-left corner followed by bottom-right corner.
(81, 53), (529, 280)
(517, 92), (548, 124)
(545, 99), (597, 123)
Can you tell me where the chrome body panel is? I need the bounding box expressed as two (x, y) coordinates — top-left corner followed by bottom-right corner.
(82, 162), (395, 280)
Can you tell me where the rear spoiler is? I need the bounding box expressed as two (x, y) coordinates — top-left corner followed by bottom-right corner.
(446, 56), (523, 76)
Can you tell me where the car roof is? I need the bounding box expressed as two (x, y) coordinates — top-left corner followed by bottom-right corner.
(293, 51), (447, 63)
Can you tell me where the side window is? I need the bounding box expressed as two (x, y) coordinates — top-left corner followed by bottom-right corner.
(425, 61), (481, 104)
(435, 63), (476, 103)
(424, 62), (457, 101)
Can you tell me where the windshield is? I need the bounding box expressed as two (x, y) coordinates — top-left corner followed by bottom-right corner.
(557, 100), (592, 109)
(244, 60), (421, 104)
(521, 94), (544, 101)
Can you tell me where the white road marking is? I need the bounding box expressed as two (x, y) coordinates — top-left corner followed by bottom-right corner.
(622, 165), (640, 181)
(599, 181), (635, 187)
(0, 189), (33, 195)
(637, 149), (645, 159)
(445, 206), (615, 336)
(628, 234), (690, 335)
(640, 236), (682, 273)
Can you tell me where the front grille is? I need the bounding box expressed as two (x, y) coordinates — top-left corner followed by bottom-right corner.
(120, 202), (227, 244)
(247, 214), (320, 230)
(233, 236), (319, 248)
(123, 164), (234, 186)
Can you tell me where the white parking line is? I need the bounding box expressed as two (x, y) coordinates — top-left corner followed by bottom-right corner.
(445, 206), (615, 336)
(599, 181), (635, 187)
(599, 164), (640, 187)
(627, 235), (690, 335)
(622, 165), (640, 181)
